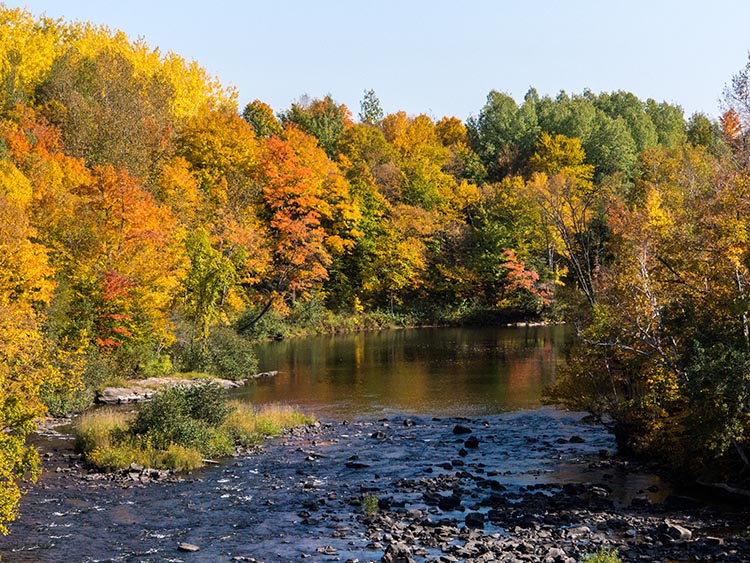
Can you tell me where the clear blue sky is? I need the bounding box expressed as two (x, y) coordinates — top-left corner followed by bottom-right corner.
(7, 0), (750, 121)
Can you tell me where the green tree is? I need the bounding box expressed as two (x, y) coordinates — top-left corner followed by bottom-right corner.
(645, 99), (687, 148)
(279, 94), (352, 158)
(358, 88), (383, 126)
(466, 90), (540, 180)
(242, 99), (282, 138)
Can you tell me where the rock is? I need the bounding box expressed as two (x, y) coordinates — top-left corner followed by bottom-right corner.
(630, 495), (652, 508)
(544, 547), (567, 563)
(569, 435), (585, 443)
(178, 543), (200, 552)
(452, 424), (472, 435)
(458, 448), (468, 457)
(464, 512), (485, 528)
(565, 525), (590, 539)
(382, 541), (416, 563)
(403, 419), (416, 427)
(658, 520), (692, 541)
(371, 431), (387, 440)
(438, 494), (462, 511)
(346, 461), (370, 469)
(464, 436), (480, 448)
(249, 370), (278, 379)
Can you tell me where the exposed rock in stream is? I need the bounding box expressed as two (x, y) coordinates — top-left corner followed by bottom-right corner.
(95, 373), (276, 404)
(3, 410), (749, 563)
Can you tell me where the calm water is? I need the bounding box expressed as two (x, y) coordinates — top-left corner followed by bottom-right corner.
(240, 325), (572, 418)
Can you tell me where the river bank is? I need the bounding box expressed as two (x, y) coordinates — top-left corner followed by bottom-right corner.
(3, 409), (749, 563)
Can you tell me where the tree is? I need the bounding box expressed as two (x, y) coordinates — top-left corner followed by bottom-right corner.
(36, 47), (175, 183)
(242, 99), (282, 138)
(550, 143), (750, 479)
(583, 111), (637, 179)
(359, 89), (383, 126)
(240, 128), (360, 326)
(466, 90), (540, 180)
(0, 165), (55, 533)
(362, 204), (436, 312)
(279, 95), (352, 158)
(645, 99), (687, 148)
(524, 133), (604, 306)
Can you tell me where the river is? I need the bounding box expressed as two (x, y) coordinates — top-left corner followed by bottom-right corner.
(242, 325), (571, 418)
(3, 325), (703, 563)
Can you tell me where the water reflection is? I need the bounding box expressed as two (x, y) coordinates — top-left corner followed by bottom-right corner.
(239, 326), (572, 418)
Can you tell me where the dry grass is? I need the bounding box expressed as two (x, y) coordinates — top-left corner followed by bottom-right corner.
(223, 402), (314, 446)
(74, 409), (132, 455)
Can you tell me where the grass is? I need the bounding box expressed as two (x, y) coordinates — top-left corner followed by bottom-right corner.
(223, 402), (314, 446)
(579, 547), (621, 563)
(74, 408), (132, 454)
(73, 396), (313, 473)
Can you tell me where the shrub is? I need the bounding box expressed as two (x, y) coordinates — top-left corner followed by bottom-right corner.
(579, 547), (621, 563)
(40, 382), (93, 416)
(88, 442), (151, 471)
(206, 325), (259, 380)
(159, 444), (203, 471)
(131, 383), (231, 434)
(362, 493), (379, 515)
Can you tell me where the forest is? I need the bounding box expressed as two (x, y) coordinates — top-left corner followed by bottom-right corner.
(1, 5), (750, 531)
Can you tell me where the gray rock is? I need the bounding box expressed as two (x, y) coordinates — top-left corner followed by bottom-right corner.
(544, 547), (567, 563)
(658, 520), (692, 541)
(177, 543), (200, 552)
(382, 541), (416, 563)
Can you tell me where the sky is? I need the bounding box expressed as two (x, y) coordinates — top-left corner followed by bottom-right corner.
(6, 1), (750, 121)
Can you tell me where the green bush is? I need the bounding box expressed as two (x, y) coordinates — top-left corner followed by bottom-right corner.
(174, 324), (259, 380)
(362, 493), (379, 515)
(39, 382), (93, 416)
(130, 383), (233, 455)
(206, 325), (259, 380)
(579, 547), (621, 563)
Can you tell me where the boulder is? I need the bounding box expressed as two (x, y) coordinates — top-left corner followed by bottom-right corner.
(381, 541), (416, 563)
(452, 424), (472, 435)
(438, 494), (462, 511)
(464, 436), (480, 448)
(464, 512), (485, 528)
(658, 520), (692, 541)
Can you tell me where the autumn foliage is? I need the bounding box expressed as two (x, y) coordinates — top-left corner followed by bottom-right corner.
(1, 4), (749, 533)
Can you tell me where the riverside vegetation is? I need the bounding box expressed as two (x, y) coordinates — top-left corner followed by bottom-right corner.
(2, 3), (750, 535)
(73, 383), (312, 472)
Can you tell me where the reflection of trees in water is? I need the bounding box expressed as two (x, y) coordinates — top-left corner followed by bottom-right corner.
(249, 327), (571, 415)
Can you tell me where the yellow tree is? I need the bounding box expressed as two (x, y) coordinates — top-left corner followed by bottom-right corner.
(0, 160), (55, 533)
(524, 132), (603, 306)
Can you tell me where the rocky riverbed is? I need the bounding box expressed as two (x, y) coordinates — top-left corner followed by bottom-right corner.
(2, 409), (749, 563)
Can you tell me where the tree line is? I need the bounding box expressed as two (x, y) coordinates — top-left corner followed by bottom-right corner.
(0, 5), (747, 531)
